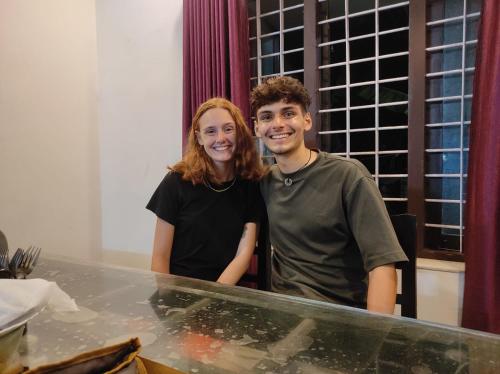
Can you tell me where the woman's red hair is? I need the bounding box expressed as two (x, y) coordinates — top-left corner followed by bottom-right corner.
(170, 98), (265, 184)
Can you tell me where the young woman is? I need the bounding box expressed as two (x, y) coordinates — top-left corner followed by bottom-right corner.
(147, 98), (265, 285)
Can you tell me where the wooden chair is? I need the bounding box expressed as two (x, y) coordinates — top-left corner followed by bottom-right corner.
(390, 214), (417, 318)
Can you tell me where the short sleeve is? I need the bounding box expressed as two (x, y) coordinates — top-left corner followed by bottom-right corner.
(146, 172), (181, 225)
(244, 180), (264, 224)
(345, 175), (409, 272)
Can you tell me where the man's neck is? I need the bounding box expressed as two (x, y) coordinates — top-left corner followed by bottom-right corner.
(274, 147), (316, 174)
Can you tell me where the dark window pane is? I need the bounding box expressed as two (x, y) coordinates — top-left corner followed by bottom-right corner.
(463, 123), (470, 148)
(427, 47), (462, 73)
(427, 0), (463, 22)
(464, 97), (472, 121)
(350, 37), (375, 60)
(318, 0), (345, 20)
(379, 129), (407, 151)
(250, 78), (258, 89)
(427, 20), (463, 47)
(425, 177), (460, 200)
(350, 60), (375, 83)
(350, 84), (375, 106)
(425, 226), (460, 251)
(465, 44), (477, 68)
(261, 34), (280, 55)
(320, 20), (346, 43)
(284, 50), (303, 71)
(320, 43), (346, 64)
(467, 0), (481, 13)
(379, 30), (408, 55)
(284, 29), (303, 51)
(250, 39), (257, 58)
(320, 65), (346, 87)
(379, 177), (407, 198)
(379, 104), (408, 126)
(379, 153), (408, 174)
(249, 19), (256, 38)
(350, 131), (375, 152)
(426, 73), (462, 98)
(426, 99), (461, 123)
(250, 59), (257, 77)
(352, 155), (375, 174)
(379, 79), (408, 104)
(284, 7), (303, 29)
(426, 126), (461, 149)
(248, 0), (256, 17)
(284, 0), (303, 7)
(261, 13), (279, 34)
(261, 55), (280, 75)
(321, 88), (346, 109)
(380, 0), (408, 5)
(426, 152), (461, 174)
(350, 107), (375, 129)
(320, 133), (346, 153)
(261, 0), (279, 14)
(463, 150), (468, 176)
(349, 0), (374, 14)
(320, 111), (346, 132)
(379, 6), (408, 32)
(349, 13), (375, 38)
(284, 71), (304, 83)
(379, 55), (408, 79)
(426, 201), (460, 226)
(384, 200), (408, 215)
(464, 71), (474, 95)
(466, 16), (479, 41)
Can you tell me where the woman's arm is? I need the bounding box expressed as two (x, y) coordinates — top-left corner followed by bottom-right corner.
(151, 217), (175, 274)
(217, 222), (257, 285)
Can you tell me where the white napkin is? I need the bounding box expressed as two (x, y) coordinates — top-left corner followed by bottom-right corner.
(0, 278), (79, 330)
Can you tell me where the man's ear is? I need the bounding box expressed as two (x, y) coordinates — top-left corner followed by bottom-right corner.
(304, 112), (313, 131)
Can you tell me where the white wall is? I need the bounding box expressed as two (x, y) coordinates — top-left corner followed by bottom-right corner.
(0, 0), (101, 260)
(0, 0), (183, 263)
(95, 0), (183, 257)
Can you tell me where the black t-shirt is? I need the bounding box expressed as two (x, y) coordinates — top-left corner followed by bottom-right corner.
(146, 172), (262, 281)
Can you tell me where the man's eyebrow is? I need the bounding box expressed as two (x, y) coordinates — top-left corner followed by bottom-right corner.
(257, 110), (273, 115)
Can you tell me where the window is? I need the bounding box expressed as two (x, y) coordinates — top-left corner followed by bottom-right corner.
(249, 0), (482, 260)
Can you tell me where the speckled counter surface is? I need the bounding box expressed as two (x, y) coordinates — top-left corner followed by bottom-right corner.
(19, 257), (500, 373)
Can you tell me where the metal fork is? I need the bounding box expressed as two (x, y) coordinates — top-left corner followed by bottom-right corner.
(0, 240), (10, 278)
(16, 246), (42, 279)
(9, 248), (24, 278)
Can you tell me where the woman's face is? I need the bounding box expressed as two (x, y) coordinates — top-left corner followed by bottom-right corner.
(196, 107), (237, 168)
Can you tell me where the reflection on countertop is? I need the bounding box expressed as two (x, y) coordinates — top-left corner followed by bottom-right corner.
(17, 257), (500, 373)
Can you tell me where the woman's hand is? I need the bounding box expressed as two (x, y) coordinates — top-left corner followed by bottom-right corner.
(216, 222), (257, 285)
(151, 218), (175, 274)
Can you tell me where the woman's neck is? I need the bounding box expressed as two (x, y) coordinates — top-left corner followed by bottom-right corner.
(212, 163), (235, 182)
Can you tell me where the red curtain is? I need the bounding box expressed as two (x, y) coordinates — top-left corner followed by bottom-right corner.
(182, 0), (250, 146)
(462, 0), (500, 334)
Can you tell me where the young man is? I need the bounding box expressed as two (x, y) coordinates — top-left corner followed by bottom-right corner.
(251, 76), (408, 313)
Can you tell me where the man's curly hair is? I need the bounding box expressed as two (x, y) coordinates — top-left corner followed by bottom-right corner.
(250, 76), (311, 115)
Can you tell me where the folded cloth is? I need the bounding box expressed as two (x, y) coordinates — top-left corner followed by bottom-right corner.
(0, 279), (78, 332)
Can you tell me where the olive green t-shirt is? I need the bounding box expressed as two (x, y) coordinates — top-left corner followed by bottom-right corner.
(260, 152), (408, 308)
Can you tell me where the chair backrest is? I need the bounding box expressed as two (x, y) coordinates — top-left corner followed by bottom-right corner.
(390, 214), (417, 318)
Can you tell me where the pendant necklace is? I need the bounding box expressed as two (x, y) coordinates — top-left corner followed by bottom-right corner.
(283, 149), (312, 187)
(204, 176), (237, 192)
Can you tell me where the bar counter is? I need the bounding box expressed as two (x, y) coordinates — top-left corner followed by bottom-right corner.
(16, 257), (500, 373)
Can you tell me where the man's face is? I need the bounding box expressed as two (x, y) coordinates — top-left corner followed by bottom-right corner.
(254, 100), (312, 156)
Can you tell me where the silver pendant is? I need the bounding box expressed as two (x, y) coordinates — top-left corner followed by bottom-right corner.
(284, 178), (293, 186)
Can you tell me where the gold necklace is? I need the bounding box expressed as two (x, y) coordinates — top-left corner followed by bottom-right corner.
(204, 176), (237, 192)
(284, 149), (312, 187)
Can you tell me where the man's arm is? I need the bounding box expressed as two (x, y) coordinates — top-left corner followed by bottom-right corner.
(367, 264), (397, 314)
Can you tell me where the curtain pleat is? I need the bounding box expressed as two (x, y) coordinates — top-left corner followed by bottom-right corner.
(182, 0), (250, 144)
(462, 0), (500, 334)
